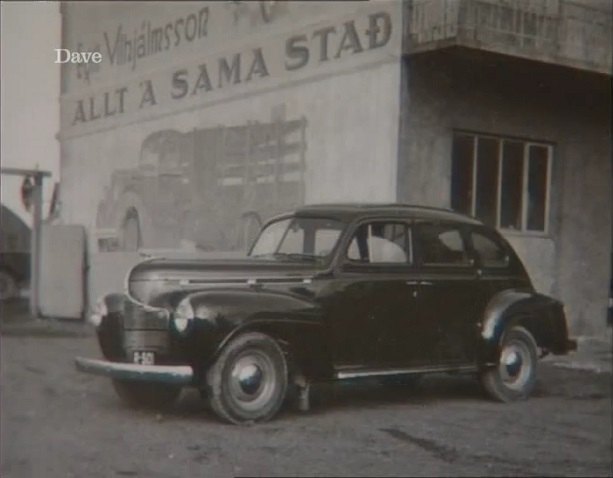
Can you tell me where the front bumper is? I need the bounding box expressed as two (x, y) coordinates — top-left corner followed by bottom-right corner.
(75, 357), (193, 385)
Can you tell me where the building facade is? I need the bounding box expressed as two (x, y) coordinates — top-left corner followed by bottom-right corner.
(57, 0), (612, 334)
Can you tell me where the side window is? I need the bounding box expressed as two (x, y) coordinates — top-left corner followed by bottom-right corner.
(471, 231), (509, 268)
(314, 228), (342, 256)
(346, 222), (410, 264)
(416, 224), (470, 266)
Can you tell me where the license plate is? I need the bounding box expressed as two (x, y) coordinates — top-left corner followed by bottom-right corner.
(132, 351), (155, 365)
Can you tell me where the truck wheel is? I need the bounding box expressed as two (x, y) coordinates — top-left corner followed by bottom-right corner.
(207, 332), (288, 424)
(112, 379), (181, 409)
(480, 326), (538, 402)
(121, 212), (142, 251)
(0, 270), (18, 301)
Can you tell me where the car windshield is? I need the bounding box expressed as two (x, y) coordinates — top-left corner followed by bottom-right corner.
(249, 216), (345, 262)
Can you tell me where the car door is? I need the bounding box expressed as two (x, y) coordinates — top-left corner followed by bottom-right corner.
(326, 220), (420, 368)
(412, 221), (480, 365)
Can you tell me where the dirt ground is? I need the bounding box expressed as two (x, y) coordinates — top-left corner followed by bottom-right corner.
(1, 302), (611, 477)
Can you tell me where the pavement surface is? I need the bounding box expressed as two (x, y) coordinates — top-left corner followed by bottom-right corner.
(1, 299), (612, 477)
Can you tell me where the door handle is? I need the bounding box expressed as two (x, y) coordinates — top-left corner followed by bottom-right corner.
(419, 281), (433, 286)
(475, 269), (483, 278)
(406, 280), (419, 286)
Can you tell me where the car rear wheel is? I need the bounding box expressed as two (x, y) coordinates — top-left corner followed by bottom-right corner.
(481, 326), (538, 402)
(206, 332), (288, 424)
(112, 379), (181, 409)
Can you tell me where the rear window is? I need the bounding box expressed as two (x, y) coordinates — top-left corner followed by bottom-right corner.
(471, 230), (509, 268)
(415, 223), (470, 266)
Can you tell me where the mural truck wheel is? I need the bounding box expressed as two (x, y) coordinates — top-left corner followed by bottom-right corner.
(206, 332), (288, 424)
(121, 211), (142, 251)
(481, 326), (538, 402)
(0, 270), (18, 301)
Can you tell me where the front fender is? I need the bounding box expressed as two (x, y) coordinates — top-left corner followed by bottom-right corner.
(480, 289), (572, 365)
(179, 288), (332, 379)
(101, 292), (127, 314)
(96, 293), (128, 361)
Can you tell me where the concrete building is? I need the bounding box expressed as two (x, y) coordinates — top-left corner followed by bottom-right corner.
(57, 1), (611, 334)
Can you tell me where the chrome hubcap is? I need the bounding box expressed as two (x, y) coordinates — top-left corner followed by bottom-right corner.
(236, 363), (263, 395)
(499, 340), (532, 390)
(228, 351), (276, 411)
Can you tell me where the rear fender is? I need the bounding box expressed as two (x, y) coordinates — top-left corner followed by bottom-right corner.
(480, 289), (571, 365)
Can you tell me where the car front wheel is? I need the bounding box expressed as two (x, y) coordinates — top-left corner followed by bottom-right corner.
(206, 332), (288, 424)
(481, 325), (538, 402)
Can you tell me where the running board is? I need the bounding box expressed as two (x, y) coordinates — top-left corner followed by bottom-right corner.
(334, 364), (477, 380)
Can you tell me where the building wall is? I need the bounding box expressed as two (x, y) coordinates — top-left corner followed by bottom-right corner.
(59, 1), (403, 254)
(398, 49), (612, 335)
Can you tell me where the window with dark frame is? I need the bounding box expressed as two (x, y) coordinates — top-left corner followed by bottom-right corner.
(415, 223), (470, 266)
(470, 231), (508, 268)
(451, 132), (552, 233)
(346, 222), (411, 264)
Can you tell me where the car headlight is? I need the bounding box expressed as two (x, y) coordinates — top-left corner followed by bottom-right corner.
(174, 297), (194, 333)
(89, 297), (108, 327)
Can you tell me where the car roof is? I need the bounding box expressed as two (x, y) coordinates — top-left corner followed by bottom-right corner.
(277, 203), (482, 225)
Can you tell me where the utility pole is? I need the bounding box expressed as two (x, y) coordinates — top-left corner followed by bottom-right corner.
(1, 167), (52, 317)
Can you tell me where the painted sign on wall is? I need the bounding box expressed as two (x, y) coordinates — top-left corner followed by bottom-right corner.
(60, 2), (400, 138)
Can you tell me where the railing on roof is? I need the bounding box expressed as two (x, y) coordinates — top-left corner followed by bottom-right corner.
(406, 0), (612, 75)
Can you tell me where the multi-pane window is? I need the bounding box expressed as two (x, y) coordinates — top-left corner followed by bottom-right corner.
(451, 133), (552, 233)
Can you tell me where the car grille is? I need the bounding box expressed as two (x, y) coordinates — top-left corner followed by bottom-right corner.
(123, 330), (169, 353)
(122, 300), (170, 354)
(122, 300), (169, 330)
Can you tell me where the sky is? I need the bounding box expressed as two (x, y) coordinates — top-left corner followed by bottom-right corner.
(1, 1), (61, 227)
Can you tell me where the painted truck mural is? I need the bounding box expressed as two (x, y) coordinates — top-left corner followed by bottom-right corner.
(95, 115), (307, 252)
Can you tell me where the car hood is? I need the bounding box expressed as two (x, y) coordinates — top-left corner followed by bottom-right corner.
(127, 257), (322, 304)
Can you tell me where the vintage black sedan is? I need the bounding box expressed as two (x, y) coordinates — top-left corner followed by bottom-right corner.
(76, 204), (576, 424)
